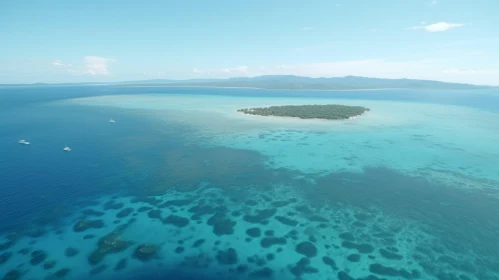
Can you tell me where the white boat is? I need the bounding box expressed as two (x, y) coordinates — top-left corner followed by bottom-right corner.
(109, 118), (115, 123)
(18, 139), (30, 145)
(63, 145), (71, 152)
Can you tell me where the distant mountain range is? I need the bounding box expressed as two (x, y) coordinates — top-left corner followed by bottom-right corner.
(119, 75), (492, 90)
(2, 75), (492, 90)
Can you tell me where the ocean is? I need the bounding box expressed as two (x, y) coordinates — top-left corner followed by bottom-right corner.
(1, 85), (499, 280)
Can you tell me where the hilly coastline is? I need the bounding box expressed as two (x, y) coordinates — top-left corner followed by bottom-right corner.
(123, 75), (489, 90)
(1, 75), (491, 90)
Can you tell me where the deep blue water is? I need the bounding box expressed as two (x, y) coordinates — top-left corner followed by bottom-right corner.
(1, 85), (499, 280)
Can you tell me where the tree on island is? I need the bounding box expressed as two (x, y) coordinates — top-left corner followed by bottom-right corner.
(237, 104), (369, 120)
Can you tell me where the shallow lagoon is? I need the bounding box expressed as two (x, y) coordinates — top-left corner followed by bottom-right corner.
(1, 86), (499, 280)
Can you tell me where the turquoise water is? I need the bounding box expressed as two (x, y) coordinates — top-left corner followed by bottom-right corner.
(1, 86), (499, 280)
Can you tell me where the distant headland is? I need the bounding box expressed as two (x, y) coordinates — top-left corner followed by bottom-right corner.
(1, 75), (494, 90)
(237, 104), (369, 120)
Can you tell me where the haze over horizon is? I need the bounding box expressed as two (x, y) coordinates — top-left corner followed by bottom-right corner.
(2, 0), (499, 85)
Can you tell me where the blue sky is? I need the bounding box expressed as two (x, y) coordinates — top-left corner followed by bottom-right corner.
(1, 0), (498, 85)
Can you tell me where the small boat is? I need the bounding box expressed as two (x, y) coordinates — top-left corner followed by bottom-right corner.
(18, 140), (30, 145)
(63, 145), (71, 152)
(109, 118), (115, 123)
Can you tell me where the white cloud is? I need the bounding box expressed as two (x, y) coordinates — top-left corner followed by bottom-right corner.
(52, 60), (64, 67)
(51, 60), (72, 68)
(430, 0), (437, 5)
(300, 26), (314, 31)
(407, 22), (464, 32)
(193, 65), (248, 76)
(336, 4), (341, 7)
(83, 56), (115, 76)
(420, 21), (426, 25)
(50, 56), (115, 76)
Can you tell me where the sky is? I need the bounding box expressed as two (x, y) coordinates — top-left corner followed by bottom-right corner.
(1, 0), (499, 85)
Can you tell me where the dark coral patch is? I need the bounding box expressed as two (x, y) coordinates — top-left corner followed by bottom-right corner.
(30, 250), (47, 265)
(338, 271), (355, 280)
(116, 208), (134, 218)
(83, 234), (95, 240)
(0, 252), (12, 265)
(188, 202), (221, 220)
(207, 213), (236, 235)
(192, 239), (205, 248)
(271, 198), (297, 207)
(43, 260), (56, 270)
(264, 230), (274, 237)
(0, 241), (14, 251)
(339, 232), (355, 241)
(133, 244), (158, 262)
(54, 268), (70, 278)
(379, 248), (403, 260)
(163, 215), (189, 227)
(64, 247), (79, 257)
(147, 209), (162, 220)
(89, 265), (107, 275)
(261, 237), (286, 248)
(103, 200), (124, 210)
(249, 267), (273, 278)
(231, 210), (242, 217)
(137, 206), (152, 212)
(296, 242), (317, 258)
(243, 209), (276, 224)
(72, 220), (105, 232)
(175, 246), (185, 254)
(275, 216), (298, 226)
(246, 227), (261, 238)
(369, 263), (420, 279)
(322, 256), (338, 270)
(289, 257), (318, 277)
(341, 241), (374, 254)
(82, 209), (105, 217)
(347, 254), (361, 262)
(88, 233), (129, 265)
(236, 264), (248, 273)
(114, 258), (127, 271)
(216, 248), (238, 265)
(18, 248), (30, 255)
(266, 253), (275, 261)
(3, 270), (22, 280)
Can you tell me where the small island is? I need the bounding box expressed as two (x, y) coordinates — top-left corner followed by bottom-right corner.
(237, 104), (369, 120)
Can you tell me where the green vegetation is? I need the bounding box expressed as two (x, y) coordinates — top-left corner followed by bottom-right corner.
(237, 104), (369, 120)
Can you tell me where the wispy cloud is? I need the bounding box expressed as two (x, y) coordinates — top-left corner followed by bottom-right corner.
(83, 56), (115, 76)
(300, 26), (314, 31)
(430, 0), (437, 6)
(193, 65), (249, 76)
(51, 60), (72, 68)
(51, 56), (115, 76)
(407, 22), (465, 32)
